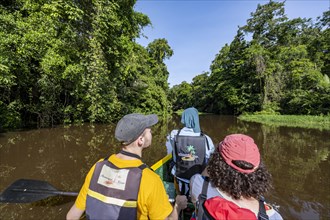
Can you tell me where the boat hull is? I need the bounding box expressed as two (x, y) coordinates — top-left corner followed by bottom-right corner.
(151, 153), (195, 219)
(151, 154), (176, 202)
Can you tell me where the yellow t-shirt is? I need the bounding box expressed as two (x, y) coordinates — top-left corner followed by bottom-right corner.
(75, 154), (173, 219)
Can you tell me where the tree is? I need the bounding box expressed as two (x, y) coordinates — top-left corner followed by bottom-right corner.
(146, 38), (173, 91)
(241, 0), (287, 48)
(0, 0), (175, 129)
(168, 82), (193, 111)
(190, 72), (213, 112)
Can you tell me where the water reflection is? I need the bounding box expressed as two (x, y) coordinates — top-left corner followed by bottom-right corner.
(0, 115), (329, 219)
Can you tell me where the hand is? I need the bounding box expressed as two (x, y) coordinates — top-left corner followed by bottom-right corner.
(175, 195), (188, 210)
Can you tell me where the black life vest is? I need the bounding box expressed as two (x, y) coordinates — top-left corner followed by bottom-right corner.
(174, 129), (209, 180)
(86, 156), (147, 220)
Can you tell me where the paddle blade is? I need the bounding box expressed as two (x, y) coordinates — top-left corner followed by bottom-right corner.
(0, 179), (70, 203)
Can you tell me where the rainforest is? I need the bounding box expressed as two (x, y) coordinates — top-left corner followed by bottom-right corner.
(0, 0), (329, 131)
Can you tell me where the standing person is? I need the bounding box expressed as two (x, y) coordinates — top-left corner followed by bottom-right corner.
(190, 134), (283, 220)
(166, 107), (214, 196)
(67, 113), (188, 220)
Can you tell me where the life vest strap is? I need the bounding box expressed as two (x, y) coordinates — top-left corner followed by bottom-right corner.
(87, 189), (137, 208)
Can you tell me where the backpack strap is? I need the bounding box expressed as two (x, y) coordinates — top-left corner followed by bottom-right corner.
(201, 131), (210, 151)
(258, 196), (269, 220)
(173, 128), (182, 158)
(178, 181), (190, 197)
(197, 176), (209, 220)
(200, 131), (209, 169)
(174, 128), (188, 196)
(138, 163), (148, 170)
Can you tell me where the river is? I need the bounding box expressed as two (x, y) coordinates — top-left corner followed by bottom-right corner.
(0, 115), (329, 219)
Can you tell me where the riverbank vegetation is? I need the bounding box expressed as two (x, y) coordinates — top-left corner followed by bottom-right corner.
(1, 1), (329, 131)
(174, 109), (212, 116)
(238, 114), (330, 130)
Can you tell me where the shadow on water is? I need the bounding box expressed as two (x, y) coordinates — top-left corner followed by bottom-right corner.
(0, 115), (329, 219)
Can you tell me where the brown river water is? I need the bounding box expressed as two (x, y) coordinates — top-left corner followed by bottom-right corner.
(0, 115), (329, 219)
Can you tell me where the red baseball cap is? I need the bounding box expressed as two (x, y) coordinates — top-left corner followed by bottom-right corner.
(219, 134), (260, 174)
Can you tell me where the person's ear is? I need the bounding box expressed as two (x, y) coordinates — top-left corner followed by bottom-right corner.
(137, 135), (144, 146)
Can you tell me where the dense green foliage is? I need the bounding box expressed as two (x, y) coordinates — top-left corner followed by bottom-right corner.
(1, 1), (329, 130)
(0, 0), (172, 129)
(171, 1), (330, 116)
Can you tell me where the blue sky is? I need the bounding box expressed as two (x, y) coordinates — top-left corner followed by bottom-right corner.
(134, 0), (329, 87)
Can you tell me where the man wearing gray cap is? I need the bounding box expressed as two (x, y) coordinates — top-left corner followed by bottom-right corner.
(67, 113), (188, 220)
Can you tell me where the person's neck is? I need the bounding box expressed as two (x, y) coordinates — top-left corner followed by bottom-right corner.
(118, 147), (142, 160)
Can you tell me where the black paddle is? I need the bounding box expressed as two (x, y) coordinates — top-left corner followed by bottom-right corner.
(0, 179), (78, 203)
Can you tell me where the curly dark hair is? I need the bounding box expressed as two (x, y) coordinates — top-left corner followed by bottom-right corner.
(207, 150), (272, 200)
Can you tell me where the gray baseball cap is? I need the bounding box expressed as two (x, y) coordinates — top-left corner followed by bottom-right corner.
(115, 113), (158, 144)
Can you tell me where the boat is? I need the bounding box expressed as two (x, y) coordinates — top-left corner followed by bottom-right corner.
(150, 153), (195, 219)
(151, 153), (176, 200)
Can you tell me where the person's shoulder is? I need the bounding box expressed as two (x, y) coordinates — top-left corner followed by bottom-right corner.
(141, 167), (165, 186)
(142, 167), (162, 179)
(107, 154), (117, 161)
(190, 173), (203, 180)
(202, 133), (213, 141)
(190, 173), (204, 184)
(171, 129), (179, 133)
(168, 129), (179, 138)
(204, 135), (215, 147)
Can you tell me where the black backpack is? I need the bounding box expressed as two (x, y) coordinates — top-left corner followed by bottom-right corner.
(174, 129), (209, 180)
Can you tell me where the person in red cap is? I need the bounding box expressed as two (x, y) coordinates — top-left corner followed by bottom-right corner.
(189, 134), (283, 220)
